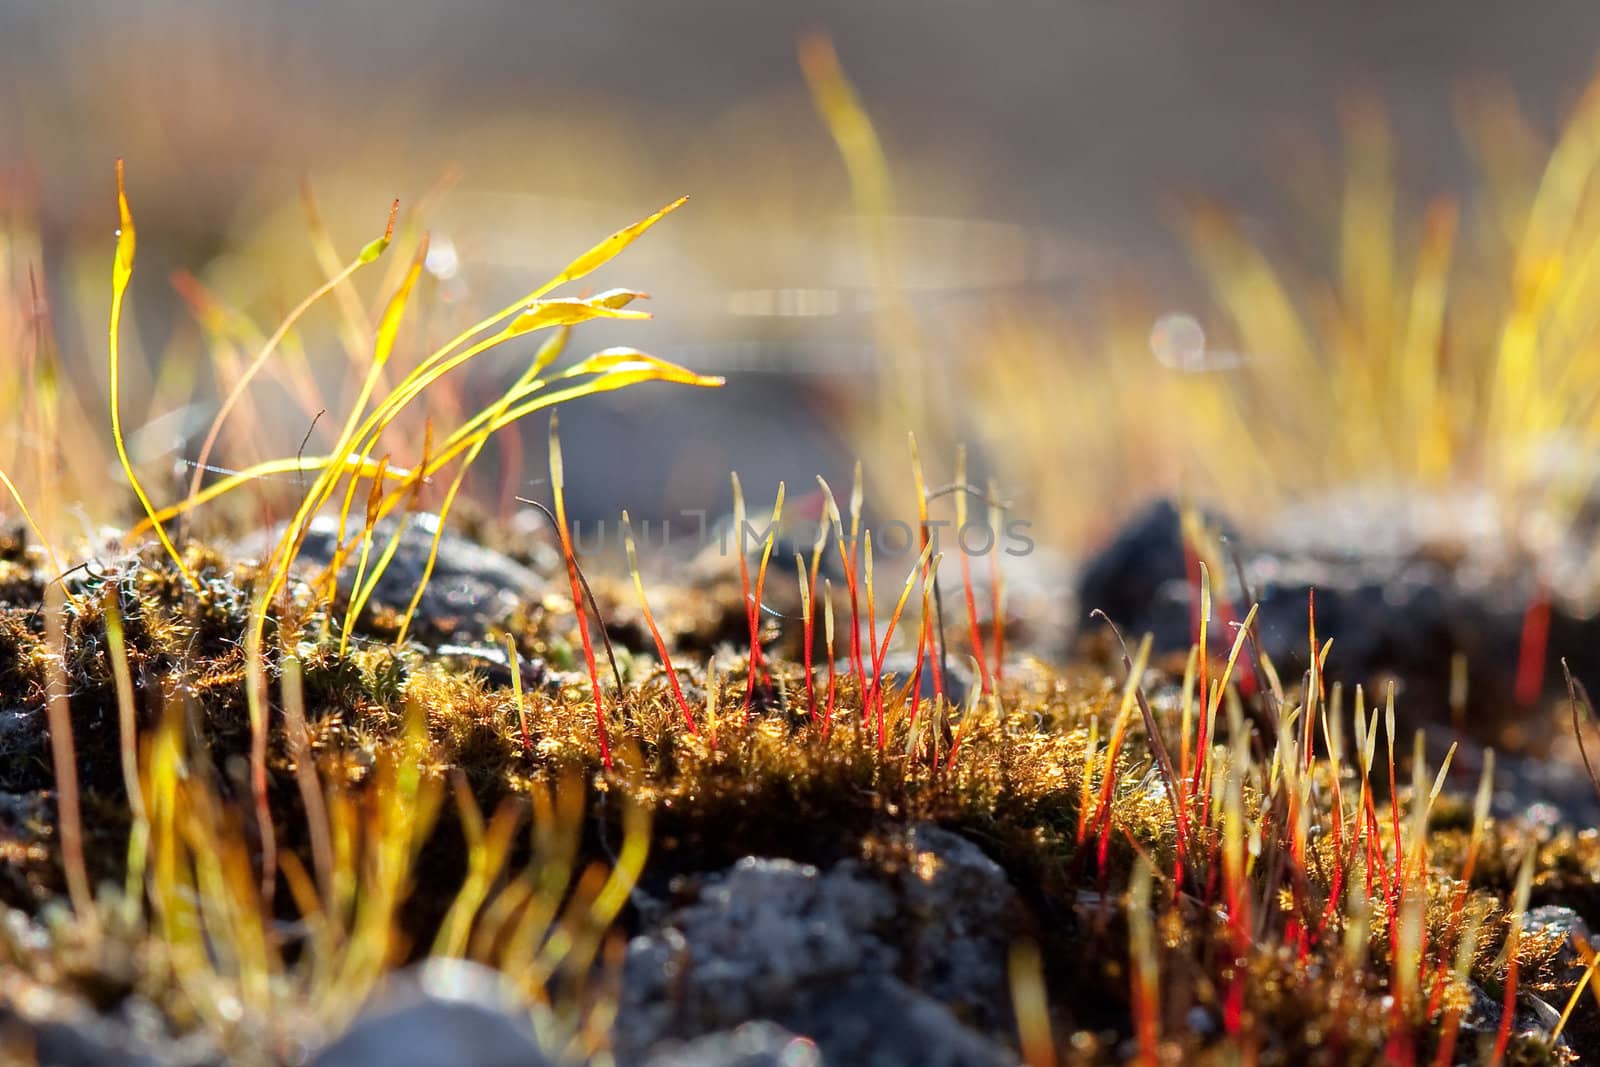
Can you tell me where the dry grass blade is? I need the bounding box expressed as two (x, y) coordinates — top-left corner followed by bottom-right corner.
(281, 652), (335, 916)
(1562, 658), (1600, 806)
(43, 580), (93, 923)
(102, 583), (150, 902)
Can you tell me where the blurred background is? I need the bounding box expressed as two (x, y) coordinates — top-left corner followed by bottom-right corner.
(6, 1), (1600, 556)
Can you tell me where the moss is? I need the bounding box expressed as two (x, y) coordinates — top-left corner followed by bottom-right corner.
(0, 540), (1589, 1065)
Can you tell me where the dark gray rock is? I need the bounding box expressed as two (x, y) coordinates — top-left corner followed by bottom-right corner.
(309, 959), (553, 1067)
(239, 514), (548, 645)
(433, 643), (551, 693)
(0, 789), (49, 832)
(837, 653), (974, 707)
(1441, 743), (1600, 832)
(1075, 492), (1600, 741)
(893, 825), (1019, 1034)
(0, 790), (52, 905)
(0, 1008), (160, 1067)
(0, 709), (46, 792)
(0, 992), (219, 1067)
(1077, 499), (1214, 656)
(1451, 980), (1571, 1063)
(785, 976), (1016, 1067)
(640, 1022), (822, 1067)
(1448, 981), (1509, 1064)
(615, 856), (897, 1055)
(1524, 903), (1590, 932)
(0, 706), (42, 753)
(614, 828), (1022, 1067)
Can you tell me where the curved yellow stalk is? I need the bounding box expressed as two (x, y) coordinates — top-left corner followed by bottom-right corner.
(128, 453), (410, 535)
(392, 328), (572, 647)
(109, 161), (198, 590)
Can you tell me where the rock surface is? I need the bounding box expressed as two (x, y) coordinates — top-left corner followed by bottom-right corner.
(614, 825), (1023, 1067)
(1436, 741), (1600, 834)
(836, 653), (974, 707)
(308, 959), (553, 1067)
(0, 1005), (180, 1067)
(640, 1022), (821, 1067)
(0, 918), (220, 1067)
(239, 514), (548, 645)
(1451, 981), (1572, 1063)
(1076, 493), (1600, 744)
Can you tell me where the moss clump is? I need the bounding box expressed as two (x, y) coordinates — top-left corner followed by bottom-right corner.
(0, 537), (1592, 1065)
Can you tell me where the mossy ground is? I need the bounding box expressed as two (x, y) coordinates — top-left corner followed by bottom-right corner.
(1, 533), (1596, 1066)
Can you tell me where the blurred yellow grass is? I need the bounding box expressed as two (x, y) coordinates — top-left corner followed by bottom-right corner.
(803, 51), (1600, 554)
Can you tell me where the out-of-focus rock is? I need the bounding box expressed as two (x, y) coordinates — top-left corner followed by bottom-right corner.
(1439, 741), (1600, 832)
(784, 975), (1016, 1067)
(837, 653), (974, 707)
(239, 514), (548, 645)
(640, 1022), (822, 1067)
(1451, 980), (1572, 1063)
(0, 986), (218, 1067)
(1075, 491), (1600, 747)
(0, 710), (47, 794)
(308, 959), (553, 1067)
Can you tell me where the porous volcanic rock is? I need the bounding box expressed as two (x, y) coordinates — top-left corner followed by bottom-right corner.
(613, 825), (1024, 1067)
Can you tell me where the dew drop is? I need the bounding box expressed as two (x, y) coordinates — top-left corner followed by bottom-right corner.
(1150, 312), (1207, 371)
